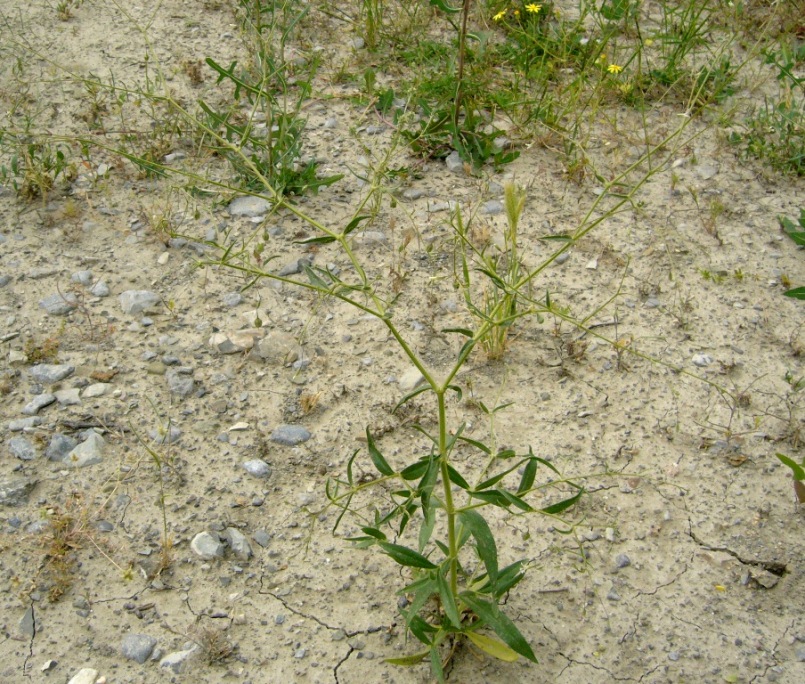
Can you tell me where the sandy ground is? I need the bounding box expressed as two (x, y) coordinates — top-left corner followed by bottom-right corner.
(1, 2), (804, 683)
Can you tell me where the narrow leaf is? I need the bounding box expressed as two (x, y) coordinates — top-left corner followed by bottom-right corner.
(366, 429), (394, 476)
(394, 383), (431, 412)
(783, 287), (805, 300)
(436, 572), (461, 629)
(460, 594), (537, 663)
(518, 459), (538, 494)
(541, 486), (584, 515)
(419, 504), (436, 552)
(776, 453), (805, 480)
(360, 526), (387, 541)
(498, 489), (534, 512)
(401, 458), (431, 481)
(385, 651), (430, 666)
(429, 0), (461, 13)
(442, 327), (474, 337)
(458, 509), (498, 583)
(446, 465), (470, 490)
(344, 214), (370, 236)
(379, 542), (437, 569)
(466, 632), (519, 662)
(294, 234), (337, 245)
(447, 384), (463, 401)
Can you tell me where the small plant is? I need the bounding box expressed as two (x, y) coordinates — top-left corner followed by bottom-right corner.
(779, 208), (805, 299)
(191, 624), (236, 664)
(56, 0), (84, 21)
(776, 453), (805, 504)
(0, 138), (77, 202)
(23, 335), (60, 364)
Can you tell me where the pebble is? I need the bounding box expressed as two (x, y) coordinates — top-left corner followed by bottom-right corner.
(121, 634), (158, 664)
(120, 290), (161, 314)
(65, 432), (105, 467)
(482, 200), (503, 215)
(9, 437), (37, 460)
(606, 587), (621, 601)
(398, 367), (425, 391)
(9, 417), (42, 431)
(54, 388), (82, 405)
(256, 332), (300, 364)
(209, 329), (263, 354)
(160, 644), (199, 673)
(39, 292), (78, 315)
(271, 424), (311, 445)
(149, 425), (182, 445)
(82, 383), (108, 398)
(228, 196), (271, 217)
(166, 369), (195, 397)
(71, 270), (93, 286)
(0, 274), (11, 287)
(668, 650), (680, 661)
(692, 353), (713, 367)
(554, 251), (571, 265)
(90, 280), (110, 297)
(30, 363), (75, 384)
(0, 476), (37, 506)
(21, 393), (56, 415)
(615, 553), (631, 569)
(243, 459), (271, 478)
(402, 188), (424, 200)
(67, 668), (99, 684)
(222, 292), (243, 307)
(223, 527), (253, 560)
(191, 531), (225, 560)
(19, 605), (35, 635)
(252, 530), (271, 547)
(445, 150), (463, 174)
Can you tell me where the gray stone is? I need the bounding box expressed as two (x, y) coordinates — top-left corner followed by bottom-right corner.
(256, 332), (299, 365)
(9, 437), (37, 461)
(222, 292), (243, 307)
(399, 367), (425, 392)
(228, 196), (271, 217)
(223, 527), (253, 560)
(39, 292), (78, 315)
(243, 459), (271, 478)
(191, 531), (224, 560)
(18, 606), (35, 636)
(166, 369), (194, 397)
(271, 424), (311, 446)
(149, 425), (182, 445)
(0, 274), (12, 287)
(209, 330), (263, 354)
(8, 417), (42, 431)
(692, 353), (713, 367)
(54, 388), (82, 405)
(445, 150), (464, 174)
(120, 290), (160, 314)
(482, 200), (503, 215)
(615, 553), (631, 569)
(47, 433), (77, 461)
(0, 477), (36, 506)
(68, 668), (100, 684)
(71, 270), (93, 286)
(30, 363), (75, 384)
(160, 645), (199, 674)
(121, 633), (157, 664)
(89, 280), (110, 297)
(82, 384), (108, 398)
(252, 530), (271, 547)
(21, 393), (56, 415)
(492, 135), (511, 151)
(554, 251), (571, 265)
(66, 432), (105, 468)
(356, 231), (387, 246)
(402, 188), (425, 200)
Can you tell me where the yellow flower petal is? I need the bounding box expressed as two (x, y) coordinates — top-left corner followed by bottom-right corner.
(493, 10), (506, 21)
(526, 3), (542, 13)
(607, 64), (623, 74)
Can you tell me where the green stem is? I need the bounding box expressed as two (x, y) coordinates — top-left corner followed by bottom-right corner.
(437, 391), (458, 595)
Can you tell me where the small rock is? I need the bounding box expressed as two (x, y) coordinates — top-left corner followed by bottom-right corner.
(54, 388), (82, 405)
(89, 280), (110, 297)
(0, 477), (37, 506)
(271, 424), (311, 445)
(399, 367), (425, 392)
(228, 196), (271, 217)
(9, 437), (37, 461)
(82, 384), (108, 398)
(243, 459), (271, 478)
(41, 660), (57, 672)
(606, 587), (621, 601)
(402, 188), (424, 200)
(166, 369), (194, 397)
(66, 432), (105, 467)
(71, 270), (93, 286)
(39, 293), (78, 315)
(160, 645), (199, 674)
(121, 634), (157, 664)
(586, 258), (598, 270)
(149, 425), (182, 445)
(445, 150), (463, 174)
(696, 163), (719, 180)
(350, 37), (365, 49)
(482, 200), (503, 215)
(30, 363), (74, 384)
(21, 393), (56, 415)
(252, 530), (271, 547)
(356, 231), (388, 247)
(19, 606), (35, 636)
(45, 432), (78, 461)
(120, 290), (161, 314)
(256, 332), (299, 365)
(0, 274), (12, 287)
(554, 251), (571, 265)
(222, 292), (243, 307)
(209, 329), (263, 354)
(9, 417), (42, 431)
(191, 532), (225, 560)
(615, 554), (631, 569)
(223, 528), (253, 560)
(692, 353), (713, 367)
(67, 668), (99, 684)
(668, 650), (680, 661)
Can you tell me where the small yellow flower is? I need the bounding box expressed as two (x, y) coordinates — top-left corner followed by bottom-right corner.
(607, 64), (623, 74)
(644, 38), (654, 47)
(513, 9), (520, 16)
(493, 10), (506, 21)
(525, 3), (542, 13)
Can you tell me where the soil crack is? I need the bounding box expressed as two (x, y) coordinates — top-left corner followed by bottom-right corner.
(558, 651), (640, 681)
(686, 525), (788, 578)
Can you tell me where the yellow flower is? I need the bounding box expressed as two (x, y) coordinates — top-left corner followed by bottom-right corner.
(607, 64), (623, 74)
(493, 10), (506, 21)
(525, 3), (542, 13)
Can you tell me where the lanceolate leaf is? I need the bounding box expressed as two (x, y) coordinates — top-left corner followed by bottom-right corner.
(518, 458), (538, 494)
(541, 485), (584, 515)
(436, 571), (461, 629)
(394, 383), (432, 412)
(379, 542), (437, 569)
(446, 465), (470, 490)
(343, 214), (370, 236)
(776, 453), (805, 480)
(466, 631), (519, 662)
(429, 0), (461, 13)
(385, 650), (429, 666)
(783, 286), (805, 300)
(366, 428), (394, 476)
(458, 509), (498, 584)
(460, 593), (538, 663)
(401, 458), (431, 481)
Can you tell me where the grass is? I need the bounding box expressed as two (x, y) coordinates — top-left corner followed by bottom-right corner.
(1, 0), (803, 679)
